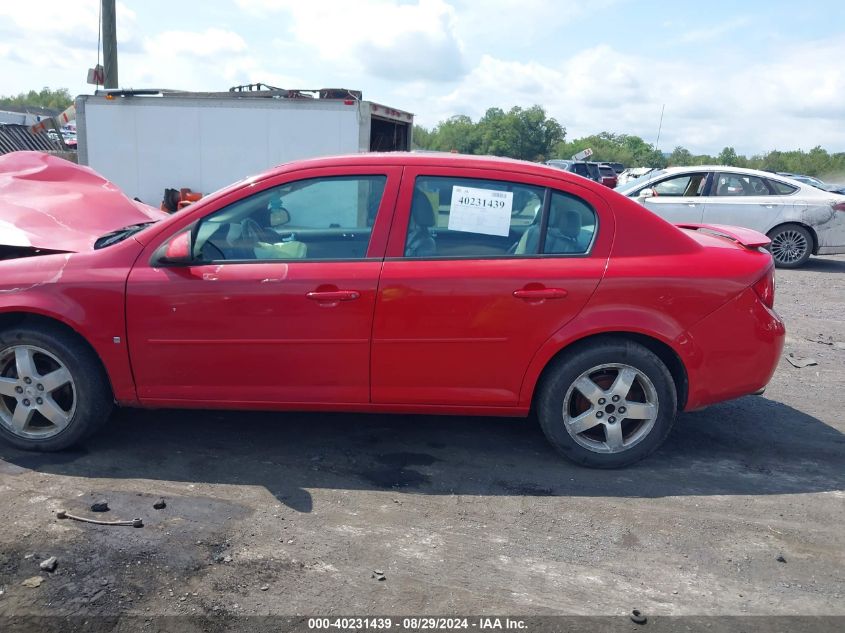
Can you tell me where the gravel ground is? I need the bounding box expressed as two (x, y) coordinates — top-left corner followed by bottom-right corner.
(0, 255), (843, 630)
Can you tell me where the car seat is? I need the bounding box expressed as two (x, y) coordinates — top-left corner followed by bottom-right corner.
(544, 209), (582, 253)
(199, 222), (244, 260)
(405, 189), (437, 257)
(514, 205), (583, 255)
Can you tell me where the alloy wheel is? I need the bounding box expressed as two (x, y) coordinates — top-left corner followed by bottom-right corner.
(770, 229), (809, 265)
(561, 363), (659, 454)
(0, 345), (76, 440)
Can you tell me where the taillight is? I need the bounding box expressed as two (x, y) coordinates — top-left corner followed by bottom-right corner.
(753, 267), (775, 309)
(832, 201), (845, 212)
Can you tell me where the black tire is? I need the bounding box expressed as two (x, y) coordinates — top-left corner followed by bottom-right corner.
(536, 338), (677, 468)
(0, 324), (113, 451)
(767, 224), (812, 268)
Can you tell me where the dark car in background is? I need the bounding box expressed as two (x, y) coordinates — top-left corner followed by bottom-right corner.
(598, 163), (618, 189)
(545, 159), (601, 182)
(776, 172), (845, 195)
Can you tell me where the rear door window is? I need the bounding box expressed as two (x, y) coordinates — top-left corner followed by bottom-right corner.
(403, 176), (544, 258)
(715, 173), (773, 196)
(402, 177), (598, 258)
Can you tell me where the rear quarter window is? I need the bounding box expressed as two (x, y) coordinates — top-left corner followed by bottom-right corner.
(542, 191), (597, 255)
(768, 179), (798, 195)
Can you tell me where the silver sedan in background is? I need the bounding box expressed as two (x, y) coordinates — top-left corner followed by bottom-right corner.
(616, 166), (845, 267)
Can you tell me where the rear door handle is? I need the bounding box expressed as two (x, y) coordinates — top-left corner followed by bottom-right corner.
(306, 290), (360, 302)
(513, 288), (568, 300)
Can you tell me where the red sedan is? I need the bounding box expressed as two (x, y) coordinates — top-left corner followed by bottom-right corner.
(0, 151), (784, 467)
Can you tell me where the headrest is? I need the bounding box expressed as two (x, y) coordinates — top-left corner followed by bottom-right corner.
(411, 189), (436, 228)
(551, 208), (581, 239)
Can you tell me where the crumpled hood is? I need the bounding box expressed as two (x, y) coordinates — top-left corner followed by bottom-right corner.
(0, 151), (167, 253)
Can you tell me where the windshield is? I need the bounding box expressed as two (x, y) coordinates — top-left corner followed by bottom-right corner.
(616, 169), (666, 195)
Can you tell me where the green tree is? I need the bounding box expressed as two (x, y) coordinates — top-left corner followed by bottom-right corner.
(412, 125), (433, 150)
(411, 109), (845, 178)
(0, 87), (73, 111)
(553, 132), (666, 167)
(476, 106), (565, 162)
(717, 146), (739, 166)
(417, 106), (564, 161)
(427, 115), (481, 154)
(668, 146), (693, 166)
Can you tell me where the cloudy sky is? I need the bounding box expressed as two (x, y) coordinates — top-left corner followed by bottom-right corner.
(1, 0), (843, 155)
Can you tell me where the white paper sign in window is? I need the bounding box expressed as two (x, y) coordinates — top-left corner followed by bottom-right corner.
(448, 186), (513, 237)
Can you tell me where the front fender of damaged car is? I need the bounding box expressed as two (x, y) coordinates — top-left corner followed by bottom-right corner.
(0, 239), (145, 405)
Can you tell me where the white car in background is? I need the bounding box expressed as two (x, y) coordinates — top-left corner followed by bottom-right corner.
(616, 166), (845, 268)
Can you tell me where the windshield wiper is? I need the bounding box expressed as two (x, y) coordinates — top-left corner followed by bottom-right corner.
(94, 222), (156, 249)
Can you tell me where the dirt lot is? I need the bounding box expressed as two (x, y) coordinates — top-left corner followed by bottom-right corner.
(0, 256), (843, 629)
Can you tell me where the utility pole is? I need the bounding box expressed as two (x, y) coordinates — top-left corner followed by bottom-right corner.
(102, 0), (118, 89)
(654, 103), (665, 152)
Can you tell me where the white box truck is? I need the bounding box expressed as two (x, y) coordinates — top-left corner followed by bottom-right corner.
(75, 88), (413, 205)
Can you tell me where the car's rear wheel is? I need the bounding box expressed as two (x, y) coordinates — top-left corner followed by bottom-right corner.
(768, 224), (812, 268)
(0, 325), (113, 451)
(536, 339), (677, 468)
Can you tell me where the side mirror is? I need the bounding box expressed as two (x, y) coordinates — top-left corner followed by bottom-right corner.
(153, 229), (193, 266)
(639, 188), (656, 199)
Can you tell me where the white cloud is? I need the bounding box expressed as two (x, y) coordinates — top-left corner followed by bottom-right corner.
(404, 36), (845, 155)
(236, 0), (466, 81)
(1, 1), (843, 155)
(0, 0), (138, 92)
(0, 0), (138, 52)
(679, 17), (751, 43)
(118, 41), (302, 93)
(144, 29), (247, 59)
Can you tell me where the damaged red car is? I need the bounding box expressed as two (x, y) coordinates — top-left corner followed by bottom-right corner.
(0, 151), (785, 468)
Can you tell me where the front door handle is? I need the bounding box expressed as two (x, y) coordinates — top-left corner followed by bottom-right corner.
(306, 290), (360, 302)
(513, 288), (568, 300)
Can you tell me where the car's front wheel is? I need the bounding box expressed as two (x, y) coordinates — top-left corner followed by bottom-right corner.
(0, 324), (113, 451)
(536, 339), (677, 468)
(768, 224), (812, 268)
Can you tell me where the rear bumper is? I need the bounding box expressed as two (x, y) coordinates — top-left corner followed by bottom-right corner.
(682, 287), (785, 411)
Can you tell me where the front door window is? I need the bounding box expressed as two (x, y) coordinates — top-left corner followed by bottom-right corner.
(652, 173), (708, 197)
(194, 176), (387, 261)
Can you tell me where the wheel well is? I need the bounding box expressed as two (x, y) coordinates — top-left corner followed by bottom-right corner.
(767, 222), (818, 255)
(0, 312), (115, 399)
(533, 332), (689, 412)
